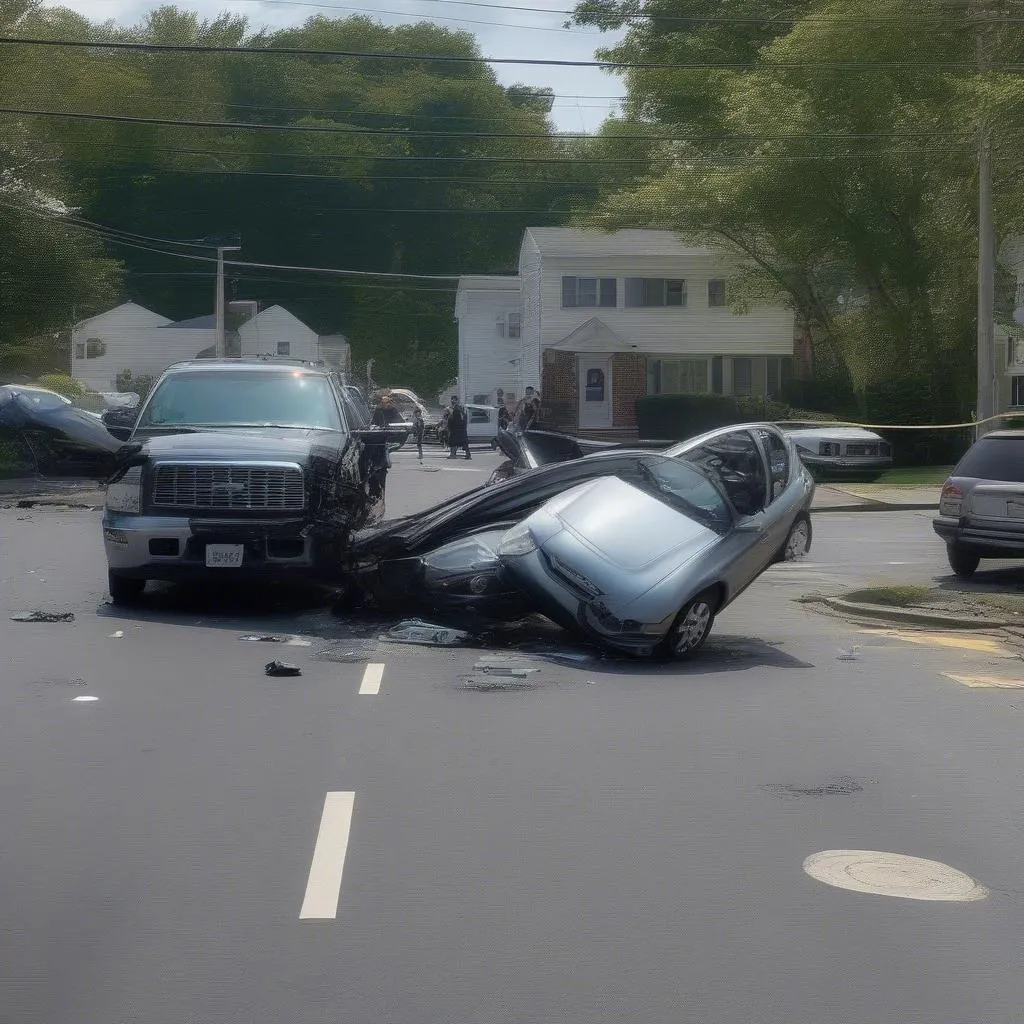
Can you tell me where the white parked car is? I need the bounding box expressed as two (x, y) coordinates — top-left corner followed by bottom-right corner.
(780, 423), (893, 480)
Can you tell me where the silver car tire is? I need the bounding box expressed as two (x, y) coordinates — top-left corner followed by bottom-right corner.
(783, 514), (812, 561)
(664, 589), (718, 660)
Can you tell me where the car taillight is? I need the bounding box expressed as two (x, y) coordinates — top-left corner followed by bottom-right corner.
(939, 482), (963, 516)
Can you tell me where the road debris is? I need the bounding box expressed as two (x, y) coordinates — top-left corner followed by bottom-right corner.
(240, 634), (312, 647)
(11, 611), (75, 623)
(109, 630), (125, 638)
(836, 646), (860, 661)
(381, 618), (473, 647)
(473, 656), (539, 677)
(265, 660), (302, 677)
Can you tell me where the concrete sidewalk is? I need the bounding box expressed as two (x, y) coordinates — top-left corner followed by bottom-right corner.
(812, 482), (940, 513)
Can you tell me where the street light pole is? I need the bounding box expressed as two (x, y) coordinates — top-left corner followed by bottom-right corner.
(215, 244), (241, 359)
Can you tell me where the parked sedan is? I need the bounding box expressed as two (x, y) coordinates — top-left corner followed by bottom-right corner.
(0, 384), (129, 481)
(499, 432), (816, 659)
(782, 423), (893, 480)
(932, 429), (1024, 577)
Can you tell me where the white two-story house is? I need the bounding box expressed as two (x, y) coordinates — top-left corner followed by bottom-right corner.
(456, 228), (798, 434)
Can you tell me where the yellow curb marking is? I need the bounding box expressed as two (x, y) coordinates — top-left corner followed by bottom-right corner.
(943, 673), (1024, 689)
(860, 629), (1012, 655)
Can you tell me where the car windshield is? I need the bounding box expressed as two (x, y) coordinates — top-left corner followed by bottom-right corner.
(137, 371), (342, 431)
(635, 458), (732, 528)
(954, 436), (1024, 483)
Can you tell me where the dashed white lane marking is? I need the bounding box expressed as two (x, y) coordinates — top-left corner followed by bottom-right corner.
(300, 792), (355, 920)
(72, 695), (98, 702)
(803, 850), (988, 901)
(359, 663), (385, 695)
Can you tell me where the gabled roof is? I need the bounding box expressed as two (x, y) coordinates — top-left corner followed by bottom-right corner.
(547, 317), (630, 354)
(165, 314), (216, 329)
(524, 227), (711, 259)
(239, 305), (315, 333)
(74, 301), (172, 330)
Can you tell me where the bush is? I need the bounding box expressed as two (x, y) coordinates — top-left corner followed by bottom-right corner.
(35, 373), (84, 399)
(635, 394), (836, 441)
(115, 370), (156, 401)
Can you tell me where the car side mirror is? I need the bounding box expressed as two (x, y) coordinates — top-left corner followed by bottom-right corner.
(352, 428), (410, 446)
(106, 425), (133, 442)
(735, 511), (767, 532)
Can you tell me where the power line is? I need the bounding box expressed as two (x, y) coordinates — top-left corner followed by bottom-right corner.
(0, 107), (972, 142)
(0, 36), (994, 70)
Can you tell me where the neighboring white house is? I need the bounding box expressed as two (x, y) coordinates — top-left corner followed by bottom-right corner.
(997, 237), (1024, 414)
(71, 301), (347, 392)
(453, 275), (523, 406)
(455, 228), (797, 433)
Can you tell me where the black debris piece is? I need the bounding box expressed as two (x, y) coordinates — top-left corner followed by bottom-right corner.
(11, 611), (75, 623)
(265, 660), (302, 677)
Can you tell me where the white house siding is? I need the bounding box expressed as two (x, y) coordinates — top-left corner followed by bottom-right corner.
(538, 254), (794, 357)
(71, 303), (191, 391)
(454, 276), (522, 403)
(517, 235), (543, 390)
(238, 305), (320, 361)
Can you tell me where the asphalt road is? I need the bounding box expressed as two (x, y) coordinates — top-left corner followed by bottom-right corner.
(2, 445), (1024, 1023)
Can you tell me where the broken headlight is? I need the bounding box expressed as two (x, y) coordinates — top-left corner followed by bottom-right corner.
(497, 522), (537, 557)
(105, 465), (143, 513)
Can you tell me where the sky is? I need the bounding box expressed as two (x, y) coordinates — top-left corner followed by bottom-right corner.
(47, 0), (629, 132)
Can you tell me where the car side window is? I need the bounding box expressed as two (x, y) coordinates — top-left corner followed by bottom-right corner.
(682, 431), (767, 516)
(755, 427), (790, 502)
(470, 408), (491, 424)
(637, 457), (732, 528)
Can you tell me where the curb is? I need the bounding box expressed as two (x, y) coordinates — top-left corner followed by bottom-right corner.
(812, 501), (939, 514)
(800, 595), (1014, 630)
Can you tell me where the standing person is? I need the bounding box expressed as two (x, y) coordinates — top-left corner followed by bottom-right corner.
(496, 388), (511, 430)
(515, 386), (539, 432)
(412, 406), (425, 461)
(367, 390), (402, 503)
(447, 395), (470, 460)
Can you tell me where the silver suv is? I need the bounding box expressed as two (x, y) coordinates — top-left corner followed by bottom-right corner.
(932, 430), (1024, 577)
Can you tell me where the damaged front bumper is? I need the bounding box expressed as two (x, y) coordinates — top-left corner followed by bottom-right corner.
(103, 512), (322, 582)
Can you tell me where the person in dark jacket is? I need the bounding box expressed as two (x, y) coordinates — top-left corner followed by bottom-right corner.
(496, 388), (511, 430)
(447, 395), (470, 460)
(366, 390), (404, 499)
(412, 407), (425, 460)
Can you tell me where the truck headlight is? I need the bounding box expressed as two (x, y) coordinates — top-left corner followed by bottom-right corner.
(497, 522), (537, 557)
(106, 465), (143, 513)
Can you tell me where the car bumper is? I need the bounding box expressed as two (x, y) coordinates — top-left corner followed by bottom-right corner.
(502, 550), (667, 656)
(103, 512), (322, 581)
(932, 516), (1024, 556)
(799, 455), (893, 475)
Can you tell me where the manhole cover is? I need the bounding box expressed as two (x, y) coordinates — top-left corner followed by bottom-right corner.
(803, 850), (988, 901)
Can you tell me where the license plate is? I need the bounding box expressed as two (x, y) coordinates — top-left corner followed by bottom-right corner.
(205, 543), (244, 568)
(1008, 503), (1024, 519)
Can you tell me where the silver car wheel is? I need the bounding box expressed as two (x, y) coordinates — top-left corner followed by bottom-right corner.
(671, 598), (713, 656)
(784, 518), (811, 561)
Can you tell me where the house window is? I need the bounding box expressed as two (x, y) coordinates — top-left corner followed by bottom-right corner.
(1012, 376), (1024, 407)
(276, 341), (291, 356)
(708, 280), (727, 307)
(473, 393), (489, 404)
(562, 276), (617, 309)
(585, 368), (605, 402)
(733, 357), (753, 396)
(765, 356), (793, 397)
(711, 356), (723, 395)
(85, 338), (105, 359)
(625, 278), (686, 307)
(74, 341), (86, 360)
(655, 358), (709, 394)
(507, 312), (521, 338)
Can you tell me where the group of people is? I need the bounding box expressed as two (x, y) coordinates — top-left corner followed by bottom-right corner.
(369, 386), (543, 464)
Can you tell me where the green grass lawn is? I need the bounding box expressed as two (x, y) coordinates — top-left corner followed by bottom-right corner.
(871, 466), (953, 486)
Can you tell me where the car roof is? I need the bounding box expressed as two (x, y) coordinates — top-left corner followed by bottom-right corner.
(161, 358), (330, 375)
(978, 430), (1024, 439)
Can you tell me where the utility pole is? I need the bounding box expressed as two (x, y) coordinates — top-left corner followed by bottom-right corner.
(975, 2), (997, 438)
(215, 244), (241, 359)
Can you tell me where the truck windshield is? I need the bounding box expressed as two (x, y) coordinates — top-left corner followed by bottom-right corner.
(137, 371), (342, 431)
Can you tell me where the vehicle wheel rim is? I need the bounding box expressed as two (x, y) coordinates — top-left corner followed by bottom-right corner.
(672, 601), (711, 654)
(785, 520), (810, 560)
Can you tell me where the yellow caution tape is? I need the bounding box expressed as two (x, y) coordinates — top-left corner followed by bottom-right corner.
(780, 412), (1022, 431)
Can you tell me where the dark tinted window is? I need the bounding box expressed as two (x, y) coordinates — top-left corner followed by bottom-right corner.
(954, 436), (1024, 483)
(138, 371), (342, 431)
(755, 427), (790, 501)
(682, 431), (767, 516)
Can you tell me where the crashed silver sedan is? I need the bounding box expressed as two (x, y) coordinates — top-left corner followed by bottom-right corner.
(497, 425), (815, 659)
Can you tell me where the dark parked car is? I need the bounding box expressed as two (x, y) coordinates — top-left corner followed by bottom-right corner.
(0, 384), (129, 481)
(932, 430), (1024, 577)
(101, 359), (407, 602)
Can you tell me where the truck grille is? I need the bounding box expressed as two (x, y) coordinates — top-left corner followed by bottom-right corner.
(844, 442), (880, 457)
(152, 464), (305, 511)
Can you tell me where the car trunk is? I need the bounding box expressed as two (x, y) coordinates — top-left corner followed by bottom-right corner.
(968, 482), (1024, 525)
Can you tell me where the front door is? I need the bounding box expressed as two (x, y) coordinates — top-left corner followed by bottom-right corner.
(578, 355), (612, 430)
